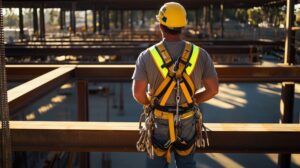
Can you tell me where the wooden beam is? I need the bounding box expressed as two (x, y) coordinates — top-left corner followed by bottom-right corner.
(5, 44), (261, 57)
(74, 64), (300, 82)
(6, 65), (61, 81)
(8, 65), (75, 117)
(8, 121), (300, 153)
(2, 0), (286, 9)
(6, 64), (300, 82)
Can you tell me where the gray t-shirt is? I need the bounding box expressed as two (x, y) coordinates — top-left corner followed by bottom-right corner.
(132, 39), (217, 105)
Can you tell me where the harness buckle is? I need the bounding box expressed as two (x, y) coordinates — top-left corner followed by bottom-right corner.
(164, 140), (172, 149)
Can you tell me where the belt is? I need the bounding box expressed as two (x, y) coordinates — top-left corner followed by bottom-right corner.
(153, 104), (194, 114)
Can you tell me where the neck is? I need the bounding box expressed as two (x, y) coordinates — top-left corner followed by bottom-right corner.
(162, 34), (181, 42)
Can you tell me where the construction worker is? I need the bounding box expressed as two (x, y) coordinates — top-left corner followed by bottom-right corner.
(132, 2), (218, 168)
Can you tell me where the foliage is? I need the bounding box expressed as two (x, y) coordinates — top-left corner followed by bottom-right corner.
(4, 8), (18, 28)
(235, 9), (248, 23)
(247, 7), (264, 27)
(296, 10), (300, 25)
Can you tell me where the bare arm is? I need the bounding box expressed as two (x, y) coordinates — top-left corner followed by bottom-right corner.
(194, 77), (219, 104)
(132, 80), (150, 105)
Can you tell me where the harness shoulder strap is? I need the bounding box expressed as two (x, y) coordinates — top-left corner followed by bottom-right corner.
(175, 41), (193, 79)
(148, 44), (169, 78)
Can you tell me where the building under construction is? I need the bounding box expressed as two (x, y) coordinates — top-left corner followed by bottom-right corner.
(1, 0), (300, 168)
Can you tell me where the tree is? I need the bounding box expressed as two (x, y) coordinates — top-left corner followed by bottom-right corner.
(4, 8), (18, 28)
(235, 9), (248, 23)
(48, 9), (59, 25)
(247, 7), (264, 27)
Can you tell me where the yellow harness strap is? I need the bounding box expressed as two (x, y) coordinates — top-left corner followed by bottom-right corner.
(148, 41), (201, 162)
(175, 42), (192, 79)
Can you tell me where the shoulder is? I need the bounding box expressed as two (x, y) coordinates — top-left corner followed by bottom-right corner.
(199, 47), (210, 58)
(136, 47), (151, 64)
(139, 43), (159, 58)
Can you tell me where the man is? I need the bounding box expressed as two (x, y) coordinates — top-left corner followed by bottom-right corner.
(132, 2), (218, 168)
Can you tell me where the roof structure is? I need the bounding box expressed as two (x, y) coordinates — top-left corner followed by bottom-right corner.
(3, 0), (288, 9)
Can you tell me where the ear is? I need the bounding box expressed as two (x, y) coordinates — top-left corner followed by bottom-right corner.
(159, 24), (163, 30)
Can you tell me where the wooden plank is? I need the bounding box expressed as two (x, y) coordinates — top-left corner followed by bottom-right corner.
(6, 65), (60, 81)
(75, 64), (300, 82)
(7, 121), (300, 153)
(8, 65), (75, 117)
(6, 64), (300, 82)
(3, 0), (285, 9)
(10, 121), (300, 132)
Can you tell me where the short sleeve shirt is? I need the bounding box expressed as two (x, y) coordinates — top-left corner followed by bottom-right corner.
(132, 39), (217, 105)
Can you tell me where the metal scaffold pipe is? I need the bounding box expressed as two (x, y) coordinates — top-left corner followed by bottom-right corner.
(0, 0), (12, 167)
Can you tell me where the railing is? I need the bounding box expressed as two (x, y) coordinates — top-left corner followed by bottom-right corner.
(7, 121), (300, 153)
(5, 64), (300, 168)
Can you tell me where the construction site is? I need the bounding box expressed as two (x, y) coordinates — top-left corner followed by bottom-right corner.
(1, 0), (300, 167)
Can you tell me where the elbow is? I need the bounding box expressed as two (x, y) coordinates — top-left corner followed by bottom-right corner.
(133, 90), (144, 103)
(211, 87), (219, 96)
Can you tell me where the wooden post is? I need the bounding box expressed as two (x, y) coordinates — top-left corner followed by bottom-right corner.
(1, 3), (12, 166)
(77, 80), (89, 122)
(77, 80), (89, 168)
(142, 10), (145, 28)
(98, 10), (102, 33)
(60, 9), (66, 30)
(114, 10), (119, 29)
(18, 7), (24, 41)
(120, 10), (124, 30)
(278, 1), (295, 167)
(39, 4), (45, 40)
(280, 82), (295, 124)
(195, 9), (199, 34)
(85, 10), (88, 31)
(130, 10), (134, 30)
(93, 10), (97, 33)
(118, 83), (124, 116)
(284, 0), (296, 65)
(220, 2), (224, 38)
(103, 7), (109, 31)
(71, 3), (76, 35)
(33, 7), (39, 38)
(203, 6), (208, 36)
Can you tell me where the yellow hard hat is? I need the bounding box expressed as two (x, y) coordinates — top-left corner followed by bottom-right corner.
(156, 2), (187, 29)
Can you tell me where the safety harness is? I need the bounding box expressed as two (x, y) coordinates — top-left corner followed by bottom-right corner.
(136, 41), (209, 163)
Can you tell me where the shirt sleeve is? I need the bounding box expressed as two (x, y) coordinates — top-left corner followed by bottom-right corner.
(201, 49), (218, 80)
(131, 50), (148, 82)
